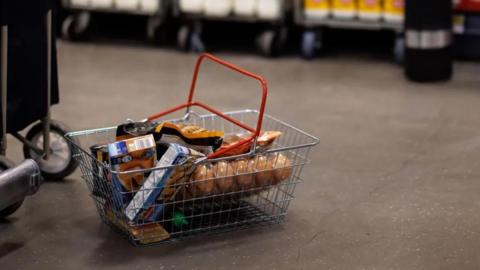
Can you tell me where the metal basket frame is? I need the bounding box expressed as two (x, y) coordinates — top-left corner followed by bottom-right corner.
(65, 54), (319, 246)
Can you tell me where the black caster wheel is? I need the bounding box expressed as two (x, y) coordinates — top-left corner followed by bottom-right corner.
(22, 120), (78, 181)
(0, 157), (23, 219)
(61, 11), (91, 41)
(177, 24), (205, 53)
(301, 29), (322, 60)
(393, 35), (405, 65)
(257, 28), (287, 57)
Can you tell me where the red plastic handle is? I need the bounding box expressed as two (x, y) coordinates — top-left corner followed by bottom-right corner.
(147, 53), (268, 159)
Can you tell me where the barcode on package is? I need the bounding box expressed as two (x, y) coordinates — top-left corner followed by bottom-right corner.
(126, 134), (155, 152)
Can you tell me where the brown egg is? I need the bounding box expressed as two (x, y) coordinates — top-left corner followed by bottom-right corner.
(232, 159), (255, 191)
(254, 155), (274, 187)
(213, 161), (235, 193)
(270, 153), (292, 184)
(189, 164), (215, 196)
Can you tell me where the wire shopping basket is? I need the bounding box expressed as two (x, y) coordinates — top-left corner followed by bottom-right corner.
(65, 53), (319, 246)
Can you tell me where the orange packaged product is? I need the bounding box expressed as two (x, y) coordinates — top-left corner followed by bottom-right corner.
(218, 131), (282, 157)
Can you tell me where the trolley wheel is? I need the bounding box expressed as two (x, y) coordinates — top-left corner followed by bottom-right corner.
(22, 120), (78, 181)
(301, 30), (322, 60)
(393, 35), (405, 65)
(257, 28), (286, 57)
(0, 157), (23, 219)
(61, 12), (91, 41)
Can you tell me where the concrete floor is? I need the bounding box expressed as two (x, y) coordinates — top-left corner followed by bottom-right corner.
(1, 41), (480, 270)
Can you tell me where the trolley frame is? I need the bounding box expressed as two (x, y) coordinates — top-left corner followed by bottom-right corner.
(0, 10), (53, 160)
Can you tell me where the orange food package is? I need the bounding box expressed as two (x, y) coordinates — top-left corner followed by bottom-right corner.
(218, 131), (282, 157)
(108, 134), (157, 192)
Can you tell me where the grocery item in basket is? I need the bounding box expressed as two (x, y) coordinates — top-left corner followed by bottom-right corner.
(269, 153), (292, 183)
(232, 159), (255, 190)
(89, 144), (110, 199)
(115, 121), (223, 155)
(182, 153), (291, 200)
(188, 164), (215, 196)
(105, 208), (170, 244)
(115, 121), (157, 141)
(131, 223), (170, 244)
(172, 211), (189, 228)
(125, 143), (204, 222)
(108, 134), (157, 191)
(152, 122), (224, 155)
(218, 134), (251, 156)
(141, 148), (201, 223)
(218, 131), (282, 157)
(253, 155), (274, 187)
(213, 161), (235, 193)
(257, 131), (282, 147)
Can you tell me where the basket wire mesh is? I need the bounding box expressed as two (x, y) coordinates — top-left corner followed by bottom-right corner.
(66, 109), (318, 245)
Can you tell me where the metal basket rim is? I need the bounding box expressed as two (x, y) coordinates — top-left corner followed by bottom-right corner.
(64, 109), (319, 174)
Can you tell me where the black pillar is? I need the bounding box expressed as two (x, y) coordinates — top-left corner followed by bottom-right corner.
(405, 0), (453, 82)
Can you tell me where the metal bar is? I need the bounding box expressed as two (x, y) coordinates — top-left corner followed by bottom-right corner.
(187, 53), (268, 138)
(191, 102), (255, 133)
(1, 25), (7, 156)
(11, 132), (44, 155)
(147, 103), (190, 121)
(43, 9), (52, 160)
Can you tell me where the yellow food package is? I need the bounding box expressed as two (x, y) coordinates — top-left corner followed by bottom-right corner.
(382, 0), (404, 22)
(105, 208), (170, 244)
(332, 0), (356, 18)
(304, 0), (330, 19)
(358, 0), (381, 20)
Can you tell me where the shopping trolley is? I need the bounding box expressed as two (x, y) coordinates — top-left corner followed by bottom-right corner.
(65, 53), (319, 245)
(0, 2), (75, 217)
(173, 0), (292, 56)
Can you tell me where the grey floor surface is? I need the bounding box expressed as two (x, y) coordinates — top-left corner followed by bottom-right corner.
(1, 41), (480, 270)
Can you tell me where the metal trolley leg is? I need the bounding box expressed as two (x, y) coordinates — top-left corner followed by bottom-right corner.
(1, 25), (7, 156)
(43, 9), (52, 161)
